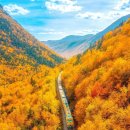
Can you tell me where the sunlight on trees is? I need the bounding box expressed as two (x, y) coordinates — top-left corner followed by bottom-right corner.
(62, 19), (130, 130)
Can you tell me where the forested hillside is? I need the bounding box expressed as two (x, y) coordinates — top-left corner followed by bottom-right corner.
(0, 65), (62, 129)
(0, 2), (130, 130)
(0, 5), (63, 130)
(62, 19), (130, 130)
(0, 5), (63, 67)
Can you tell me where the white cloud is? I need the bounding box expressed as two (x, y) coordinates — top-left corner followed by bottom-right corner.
(115, 0), (130, 10)
(3, 4), (30, 15)
(108, 10), (128, 18)
(37, 29), (65, 35)
(76, 29), (102, 35)
(45, 0), (82, 13)
(77, 12), (104, 20)
(77, 0), (130, 20)
(110, 0), (130, 18)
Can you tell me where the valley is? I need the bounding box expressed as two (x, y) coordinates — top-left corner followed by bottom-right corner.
(0, 2), (130, 130)
(61, 19), (130, 130)
(44, 14), (130, 58)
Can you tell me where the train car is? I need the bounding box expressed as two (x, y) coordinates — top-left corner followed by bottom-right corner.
(58, 72), (74, 129)
(58, 73), (62, 84)
(59, 90), (66, 98)
(62, 97), (74, 129)
(58, 85), (62, 90)
(62, 102), (74, 129)
(58, 79), (61, 84)
(66, 113), (74, 129)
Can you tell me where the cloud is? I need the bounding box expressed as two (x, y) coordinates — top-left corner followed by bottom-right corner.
(77, 12), (104, 20)
(77, 0), (130, 20)
(108, 0), (130, 18)
(3, 4), (30, 15)
(76, 29), (102, 35)
(37, 29), (65, 35)
(45, 0), (82, 13)
(115, 0), (130, 10)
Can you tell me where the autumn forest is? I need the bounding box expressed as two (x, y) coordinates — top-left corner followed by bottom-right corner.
(0, 2), (130, 130)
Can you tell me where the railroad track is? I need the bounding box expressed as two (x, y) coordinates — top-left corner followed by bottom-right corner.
(57, 72), (74, 130)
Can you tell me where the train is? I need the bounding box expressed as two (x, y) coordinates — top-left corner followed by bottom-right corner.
(58, 73), (74, 130)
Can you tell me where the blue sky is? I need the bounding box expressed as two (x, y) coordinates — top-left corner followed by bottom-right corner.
(0, 0), (130, 41)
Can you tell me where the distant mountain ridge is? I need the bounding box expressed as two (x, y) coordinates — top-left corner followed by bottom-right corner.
(44, 34), (94, 57)
(0, 4), (63, 67)
(44, 14), (130, 58)
(44, 34), (94, 58)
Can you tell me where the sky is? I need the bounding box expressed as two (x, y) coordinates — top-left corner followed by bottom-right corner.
(0, 0), (130, 41)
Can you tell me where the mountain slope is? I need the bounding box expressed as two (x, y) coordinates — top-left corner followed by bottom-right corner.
(0, 5), (62, 130)
(44, 34), (94, 58)
(62, 19), (130, 130)
(45, 14), (130, 58)
(89, 14), (130, 45)
(0, 5), (63, 67)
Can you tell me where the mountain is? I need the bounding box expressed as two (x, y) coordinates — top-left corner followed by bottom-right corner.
(62, 18), (130, 130)
(0, 5), (62, 130)
(45, 35), (92, 51)
(0, 5), (63, 67)
(44, 34), (94, 58)
(89, 14), (130, 45)
(44, 14), (130, 58)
